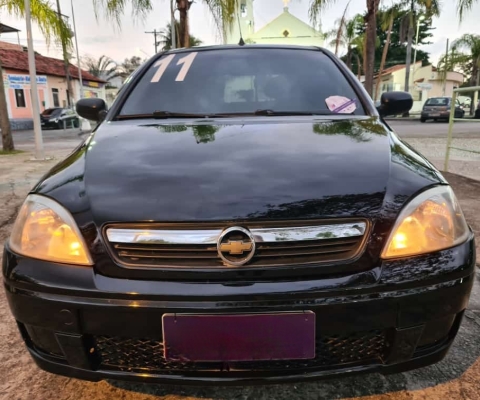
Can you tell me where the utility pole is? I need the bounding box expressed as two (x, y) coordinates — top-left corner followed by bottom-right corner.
(145, 29), (160, 53)
(442, 39), (449, 97)
(71, 0), (83, 99)
(24, 0), (44, 159)
(56, 0), (74, 107)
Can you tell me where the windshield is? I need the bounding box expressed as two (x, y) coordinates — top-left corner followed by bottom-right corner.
(425, 98), (449, 106)
(119, 48), (365, 117)
(42, 108), (61, 116)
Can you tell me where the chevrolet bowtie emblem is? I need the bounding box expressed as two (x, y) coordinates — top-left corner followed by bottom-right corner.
(217, 227), (256, 266)
(220, 240), (253, 255)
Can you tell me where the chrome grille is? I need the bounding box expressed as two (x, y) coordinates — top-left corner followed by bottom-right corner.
(105, 220), (368, 269)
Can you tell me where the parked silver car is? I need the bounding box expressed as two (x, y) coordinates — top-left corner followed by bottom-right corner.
(421, 97), (465, 122)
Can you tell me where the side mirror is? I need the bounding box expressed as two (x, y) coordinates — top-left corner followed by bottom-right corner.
(76, 98), (107, 122)
(377, 91), (413, 117)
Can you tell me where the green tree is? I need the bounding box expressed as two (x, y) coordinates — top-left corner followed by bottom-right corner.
(453, 34), (480, 87)
(94, 0), (238, 49)
(115, 55), (144, 80)
(346, 8), (433, 78)
(457, 0), (478, 21)
(397, 0), (441, 93)
(82, 55), (118, 80)
(325, 8), (364, 70)
(375, 5), (401, 100)
(159, 22), (203, 51)
(310, 0), (382, 96)
(0, 0), (72, 151)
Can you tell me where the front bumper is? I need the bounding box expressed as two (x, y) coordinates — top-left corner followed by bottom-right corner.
(2, 238), (476, 385)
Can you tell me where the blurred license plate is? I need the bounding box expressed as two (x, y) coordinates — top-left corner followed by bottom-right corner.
(430, 113), (440, 116)
(163, 312), (315, 362)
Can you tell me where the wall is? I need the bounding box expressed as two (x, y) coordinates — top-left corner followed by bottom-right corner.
(46, 75), (70, 108)
(3, 70), (47, 119)
(249, 36), (324, 46)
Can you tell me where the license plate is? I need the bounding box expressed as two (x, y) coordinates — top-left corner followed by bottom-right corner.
(162, 312), (315, 362)
(430, 113), (441, 117)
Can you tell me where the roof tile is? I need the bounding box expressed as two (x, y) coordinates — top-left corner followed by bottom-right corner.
(0, 46), (106, 83)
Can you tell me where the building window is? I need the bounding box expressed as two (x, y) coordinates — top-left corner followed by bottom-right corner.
(15, 89), (26, 108)
(52, 88), (60, 107)
(240, 1), (247, 17)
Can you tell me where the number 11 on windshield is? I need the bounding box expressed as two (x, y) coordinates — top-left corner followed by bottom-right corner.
(150, 53), (198, 83)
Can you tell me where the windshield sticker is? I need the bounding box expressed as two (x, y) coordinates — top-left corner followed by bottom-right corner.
(325, 96), (357, 114)
(175, 52), (198, 81)
(150, 52), (198, 83)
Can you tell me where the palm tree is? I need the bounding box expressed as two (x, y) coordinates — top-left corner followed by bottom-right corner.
(398, 0), (441, 93)
(94, 0), (238, 49)
(309, 0), (382, 96)
(159, 22), (203, 51)
(115, 56), (144, 80)
(453, 34), (480, 87)
(375, 5), (401, 101)
(326, 0), (352, 56)
(0, 0), (72, 151)
(325, 8), (364, 70)
(82, 55), (118, 80)
(457, 0), (478, 21)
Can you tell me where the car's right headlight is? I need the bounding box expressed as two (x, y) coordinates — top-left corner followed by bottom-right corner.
(9, 194), (93, 266)
(382, 186), (470, 259)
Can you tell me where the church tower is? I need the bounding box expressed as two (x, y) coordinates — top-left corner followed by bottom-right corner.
(224, 0), (255, 44)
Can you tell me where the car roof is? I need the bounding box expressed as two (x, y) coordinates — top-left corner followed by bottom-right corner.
(163, 44), (325, 55)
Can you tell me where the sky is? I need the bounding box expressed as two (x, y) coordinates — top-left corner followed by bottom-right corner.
(1, 0), (480, 66)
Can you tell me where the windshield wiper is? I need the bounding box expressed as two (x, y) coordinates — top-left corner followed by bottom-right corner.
(253, 109), (333, 116)
(116, 111), (232, 120)
(152, 111), (218, 119)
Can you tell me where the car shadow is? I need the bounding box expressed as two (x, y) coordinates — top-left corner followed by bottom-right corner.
(108, 276), (480, 399)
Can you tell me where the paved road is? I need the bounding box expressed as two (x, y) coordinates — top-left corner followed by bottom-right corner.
(388, 119), (480, 138)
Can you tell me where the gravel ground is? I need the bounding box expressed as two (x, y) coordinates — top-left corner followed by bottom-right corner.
(1, 133), (480, 400)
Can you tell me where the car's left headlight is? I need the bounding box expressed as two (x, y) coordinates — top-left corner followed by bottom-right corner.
(382, 186), (470, 259)
(9, 194), (93, 265)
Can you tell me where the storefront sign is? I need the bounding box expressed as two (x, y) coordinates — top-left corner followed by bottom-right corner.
(4, 74), (47, 88)
(83, 80), (100, 88)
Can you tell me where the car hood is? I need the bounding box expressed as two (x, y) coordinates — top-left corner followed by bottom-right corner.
(35, 117), (445, 226)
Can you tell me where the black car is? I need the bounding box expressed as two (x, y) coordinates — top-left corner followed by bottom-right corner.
(40, 108), (80, 129)
(3, 45), (475, 385)
(420, 97), (465, 122)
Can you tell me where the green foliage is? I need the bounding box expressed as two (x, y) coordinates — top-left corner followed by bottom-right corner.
(159, 22), (203, 51)
(457, 0), (476, 21)
(343, 7), (435, 74)
(439, 34), (480, 86)
(93, 0), (239, 42)
(1, 0), (73, 50)
(82, 55), (118, 79)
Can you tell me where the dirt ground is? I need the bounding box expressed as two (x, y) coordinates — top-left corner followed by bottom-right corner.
(1, 145), (480, 400)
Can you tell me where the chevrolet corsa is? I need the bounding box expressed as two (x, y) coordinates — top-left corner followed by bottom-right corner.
(3, 45), (476, 385)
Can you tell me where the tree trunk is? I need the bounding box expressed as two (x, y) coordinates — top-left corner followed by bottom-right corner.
(364, 0), (380, 96)
(177, 0), (190, 48)
(375, 15), (394, 101)
(346, 45), (352, 70)
(356, 54), (362, 80)
(0, 59), (14, 151)
(404, 1), (415, 93)
(363, 34), (367, 77)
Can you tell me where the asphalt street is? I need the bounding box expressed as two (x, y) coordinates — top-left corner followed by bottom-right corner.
(388, 119), (480, 138)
